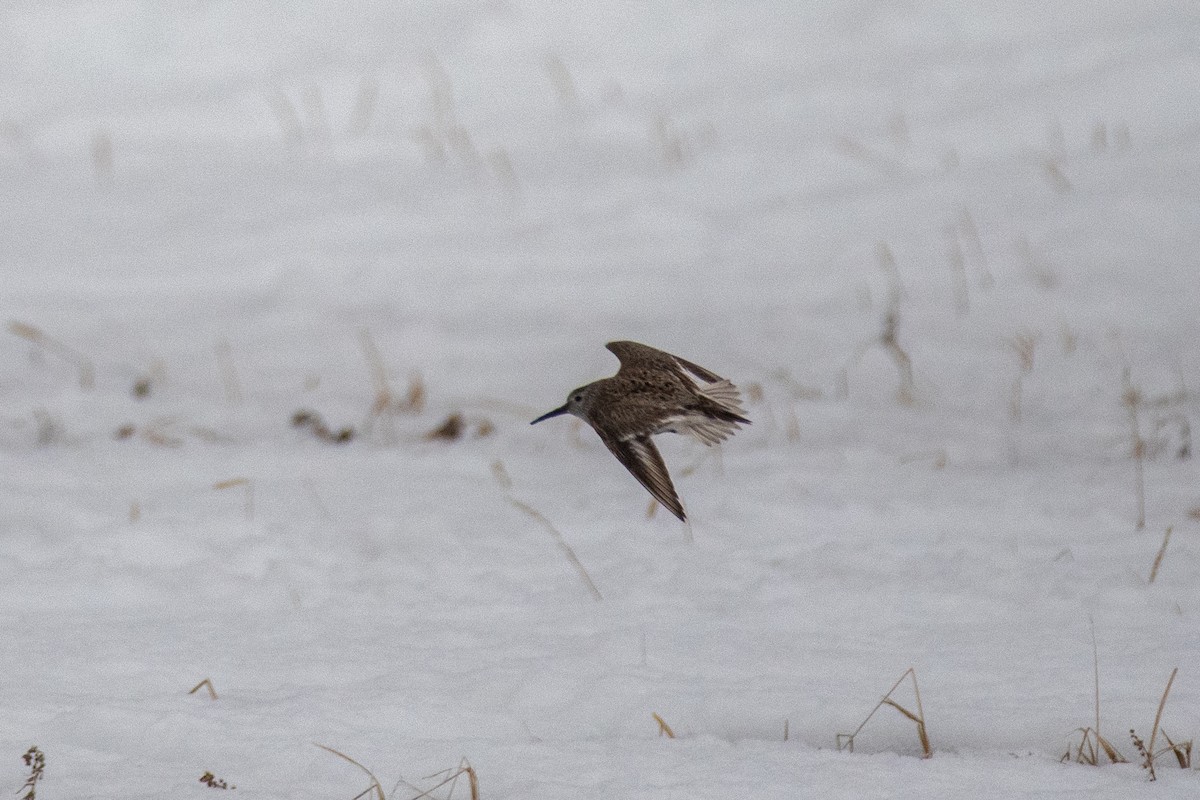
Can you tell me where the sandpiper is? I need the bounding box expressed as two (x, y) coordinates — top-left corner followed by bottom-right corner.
(531, 340), (750, 522)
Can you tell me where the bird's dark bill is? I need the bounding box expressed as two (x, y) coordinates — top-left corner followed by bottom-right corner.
(530, 404), (570, 424)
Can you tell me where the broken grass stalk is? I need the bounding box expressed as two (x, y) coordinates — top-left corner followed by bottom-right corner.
(836, 667), (931, 758)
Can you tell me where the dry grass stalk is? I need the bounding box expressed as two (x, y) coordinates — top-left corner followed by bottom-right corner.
(1155, 412), (1192, 460)
(945, 225), (969, 315)
(144, 418), (185, 448)
(544, 53), (580, 110)
(1113, 122), (1131, 150)
(347, 75), (379, 136)
(443, 124), (480, 170)
(265, 91), (304, 144)
(785, 407), (801, 442)
(487, 147), (520, 196)
(1060, 324), (1078, 355)
(0, 120), (42, 165)
(875, 242), (902, 289)
(838, 254), (915, 404)
(91, 129), (114, 184)
(771, 370), (823, 402)
(653, 113), (688, 169)
(189, 425), (232, 444)
(836, 667), (931, 758)
(293, 409), (355, 443)
(188, 678), (219, 700)
(1148, 526), (1173, 583)
(425, 413), (464, 441)
(1042, 158), (1073, 192)
(899, 450), (947, 469)
(509, 498), (602, 601)
(425, 413), (493, 441)
(301, 86), (331, 144)
(313, 743), (385, 800)
(1063, 623), (1119, 766)
(879, 305), (915, 405)
(214, 337), (243, 406)
(1092, 620), (1101, 744)
(407, 758), (479, 800)
(132, 359), (164, 399)
(1015, 236), (1058, 290)
(490, 460), (513, 489)
(957, 207), (993, 288)
(888, 111), (910, 149)
(1063, 727), (1126, 765)
(1006, 332), (1038, 425)
(9, 321), (95, 388)
(1121, 367), (1147, 531)
(835, 135), (901, 175)
(1160, 730), (1192, 769)
(302, 477), (332, 520)
(33, 408), (65, 445)
(652, 712), (676, 738)
(1083, 618), (1126, 764)
(213, 478), (254, 520)
(115, 418), (191, 448)
(1146, 667), (1178, 763)
(360, 329), (424, 440)
(412, 124), (444, 163)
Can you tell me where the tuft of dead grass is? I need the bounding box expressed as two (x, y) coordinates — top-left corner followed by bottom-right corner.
(315, 743), (386, 800)
(837, 245), (915, 405)
(9, 321), (94, 389)
(360, 329), (424, 442)
(1063, 727), (1126, 766)
(292, 409), (355, 444)
(425, 413), (493, 442)
(315, 745), (479, 800)
(837, 667), (931, 758)
(1063, 627), (1190, 777)
(1062, 619), (1128, 765)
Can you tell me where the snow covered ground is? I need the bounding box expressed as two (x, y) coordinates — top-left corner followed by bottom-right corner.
(2, 1), (1199, 797)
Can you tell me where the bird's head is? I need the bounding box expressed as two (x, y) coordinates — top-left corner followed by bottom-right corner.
(531, 382), (598, 425)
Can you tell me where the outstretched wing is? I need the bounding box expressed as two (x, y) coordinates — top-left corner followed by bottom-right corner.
(606, 340), (749, 429)
(600, 432), (686, 522)
(606, 340), (726, 383)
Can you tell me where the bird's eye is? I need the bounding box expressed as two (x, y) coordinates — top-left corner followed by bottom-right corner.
(573, 395), (582, 402)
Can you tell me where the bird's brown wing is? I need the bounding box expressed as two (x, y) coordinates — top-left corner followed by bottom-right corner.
(599, 431), (686, 522)
(672, 355), (724, 383)
(606, 340), (725, 384)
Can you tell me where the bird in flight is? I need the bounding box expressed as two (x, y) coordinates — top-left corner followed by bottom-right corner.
(531, 341), (749, 521)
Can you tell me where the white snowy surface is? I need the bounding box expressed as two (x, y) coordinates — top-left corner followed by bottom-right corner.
(2, 2), (1200, 797)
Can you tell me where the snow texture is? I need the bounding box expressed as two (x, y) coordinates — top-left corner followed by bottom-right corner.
(1, 1), (1199, 797)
